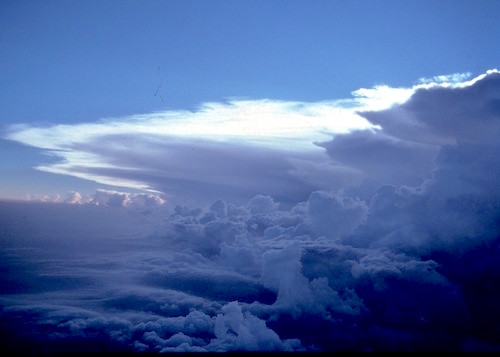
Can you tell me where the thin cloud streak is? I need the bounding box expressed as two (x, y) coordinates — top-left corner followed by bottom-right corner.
(6, 99), (376, 152)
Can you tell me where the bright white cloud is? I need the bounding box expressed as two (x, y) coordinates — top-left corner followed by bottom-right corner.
(351, 85), (414, 112)
(416, 69), (499, 89)
(418, 71), (472, 85)
(6, 99), (375, 152)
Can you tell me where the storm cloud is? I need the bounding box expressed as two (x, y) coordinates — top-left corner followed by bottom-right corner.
(1, 70), (500, 352)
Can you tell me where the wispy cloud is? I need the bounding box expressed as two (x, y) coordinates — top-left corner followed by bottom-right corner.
(418, 71), (472, 85)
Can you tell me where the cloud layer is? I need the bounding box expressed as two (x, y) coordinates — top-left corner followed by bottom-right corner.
(1, 69), (500, 352)
(4, 99), (376, 205)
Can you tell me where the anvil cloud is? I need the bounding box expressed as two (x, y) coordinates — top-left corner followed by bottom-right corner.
(5, 97), (378, 205)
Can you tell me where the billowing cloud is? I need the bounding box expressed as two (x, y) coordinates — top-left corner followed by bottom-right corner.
(318, 130), (439, 189)
(318, 69), (500, 198)
(1, 69), (500, 352)
(362, 69), (500, 146)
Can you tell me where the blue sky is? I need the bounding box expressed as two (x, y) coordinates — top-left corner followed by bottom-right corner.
(0, 0), (499, 200)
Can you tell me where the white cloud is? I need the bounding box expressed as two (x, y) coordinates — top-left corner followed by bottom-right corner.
(5, 99), (375, 152)
(0, 94), (387, 204)
(418, 72), (472, 85)
(351, 85), (414, 111)
(416, 69), (499, 89)
(26, 188), (166, 209)
(90, 189), (165, 208)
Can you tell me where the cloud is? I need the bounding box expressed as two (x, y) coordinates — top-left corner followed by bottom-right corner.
(2, 86), (414, 206)
(89, 189), (166, 208)
(247, 195), (279, 214)
(26, 188), (166, 209)
(2, 69), (500, 352)
(306, 190), (368, 239)
(207, 301), (302, 351)
(316, 69), (500, 200)
(8, 70), (496, 207)
(418, 72), (472, 85)
(361, 69), (500, 146)
(318, 130), (439, 189)
(351, 142), (500, 256)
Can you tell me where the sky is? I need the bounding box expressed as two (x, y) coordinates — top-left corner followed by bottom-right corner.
(1, 0), (500, 353)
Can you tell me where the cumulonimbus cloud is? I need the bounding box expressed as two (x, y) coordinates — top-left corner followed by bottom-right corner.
(1, 69), (500, 352)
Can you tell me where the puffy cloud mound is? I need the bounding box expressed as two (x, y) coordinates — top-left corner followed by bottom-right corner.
(1, 69), (500, 352)
(208, 301), (302, 351)
(307, 191), (368, 239)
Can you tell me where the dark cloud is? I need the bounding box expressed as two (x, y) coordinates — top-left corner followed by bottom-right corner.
(74, 137), (334, 207)
(361, 71), (500, 146)
(318, 130), (439, 189)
